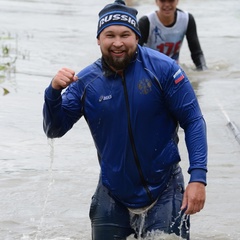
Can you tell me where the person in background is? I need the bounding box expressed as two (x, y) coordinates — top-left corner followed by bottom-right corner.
(138, 0), (207, 70)
(125, 0), (135, 6)
(43, 0), (208, 239)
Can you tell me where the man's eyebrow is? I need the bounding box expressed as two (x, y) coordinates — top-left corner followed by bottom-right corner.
(121, 30), (131, 34)
(104, 30), (132, 34)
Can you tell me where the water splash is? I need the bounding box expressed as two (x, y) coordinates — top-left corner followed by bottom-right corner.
(138, 213), (146, 240)
(128, 210), (188, 240)
(129, 212), (146, 240)
(34, 138), (55, 240)
(179, 213), (189, 239)
(128, 230), (184, 240)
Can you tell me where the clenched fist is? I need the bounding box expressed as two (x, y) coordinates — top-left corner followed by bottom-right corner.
(52, 67), (78, 90)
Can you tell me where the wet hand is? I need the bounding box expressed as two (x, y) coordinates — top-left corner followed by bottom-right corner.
(52, 67), (78, 90)
(181, 182), (206, 215)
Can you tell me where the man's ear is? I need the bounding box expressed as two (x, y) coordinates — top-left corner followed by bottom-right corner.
(136, 35), (139, 42)
(97, 38), (100, 46)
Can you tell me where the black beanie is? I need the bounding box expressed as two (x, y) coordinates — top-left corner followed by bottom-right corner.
(97, 0), (141, 38)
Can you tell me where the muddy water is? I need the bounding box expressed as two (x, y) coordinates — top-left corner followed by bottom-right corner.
(0, 0), (240, 239)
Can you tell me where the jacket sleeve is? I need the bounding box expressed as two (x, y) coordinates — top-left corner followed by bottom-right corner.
(186, 13), (208, 71)
(43, 82), (83, 138)
(163, 63), (208, 184)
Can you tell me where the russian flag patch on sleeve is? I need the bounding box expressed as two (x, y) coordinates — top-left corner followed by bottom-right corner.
(173, 69), (185, 84)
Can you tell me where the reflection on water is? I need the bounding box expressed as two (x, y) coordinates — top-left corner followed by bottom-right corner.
(0, 0), (240, 239)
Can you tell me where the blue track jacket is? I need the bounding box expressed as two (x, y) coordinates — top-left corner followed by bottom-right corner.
(43, 45), (207, 208)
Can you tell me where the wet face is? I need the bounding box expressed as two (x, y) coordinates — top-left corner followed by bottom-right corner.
(156, 0), (178, 17)
(97, 25), (139, 71)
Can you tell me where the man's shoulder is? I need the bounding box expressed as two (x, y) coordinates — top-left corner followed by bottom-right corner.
(77, 59), (103, 83)
(137, 45), (177, 78)
(137, 46), (184, 90)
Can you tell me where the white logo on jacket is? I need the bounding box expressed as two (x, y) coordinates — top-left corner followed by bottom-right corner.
(99, 95), (112, 102)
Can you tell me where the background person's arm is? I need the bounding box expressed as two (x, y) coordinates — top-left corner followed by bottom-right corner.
(186, 13), (208, 70)
(138, 16), (150, 46)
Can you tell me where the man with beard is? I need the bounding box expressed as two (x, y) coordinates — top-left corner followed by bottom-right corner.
(43, 0), (208, 239)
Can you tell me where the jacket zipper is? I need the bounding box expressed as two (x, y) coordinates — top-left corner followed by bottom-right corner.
(121, 75), (154, 203)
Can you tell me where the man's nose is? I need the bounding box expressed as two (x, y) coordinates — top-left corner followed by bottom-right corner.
(113, 37), (123, 47)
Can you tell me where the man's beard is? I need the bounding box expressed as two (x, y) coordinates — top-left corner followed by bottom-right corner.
(103, 51), (133, 71)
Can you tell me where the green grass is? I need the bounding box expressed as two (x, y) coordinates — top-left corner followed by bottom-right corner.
(0, 32), (18, 95)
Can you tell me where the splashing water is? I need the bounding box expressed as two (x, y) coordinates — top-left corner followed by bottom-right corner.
(178, 214), (190, 238)
(127, 229), (185, 240)
(170, 210), (190, 239)
(34, 139), (55, 240)
(128, 211), (146, 240)
(137, 213), (146, 240)
(127, 210), (188, 240)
